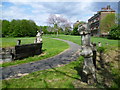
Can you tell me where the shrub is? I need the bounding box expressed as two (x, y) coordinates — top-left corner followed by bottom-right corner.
(72, 27), (79, 35)
(97, 46), (106, 53)
(108, 25), (120, 39)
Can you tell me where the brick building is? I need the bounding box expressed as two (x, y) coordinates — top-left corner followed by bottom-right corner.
(88, 5), (115, 36)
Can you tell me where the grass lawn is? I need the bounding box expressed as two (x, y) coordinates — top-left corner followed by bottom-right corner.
(45, 34), (118, 48)
(2, 57), (83, 88)
(2, 37), (36, 48)
(1, 37), (69, 67)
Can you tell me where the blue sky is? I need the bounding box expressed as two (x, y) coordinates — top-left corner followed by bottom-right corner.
(1, 0), (119, 26)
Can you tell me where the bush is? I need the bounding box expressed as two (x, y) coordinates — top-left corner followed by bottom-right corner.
(108, 25), (120, 39)
(97, 46), (106, 53)
(72, 27), (79, 35)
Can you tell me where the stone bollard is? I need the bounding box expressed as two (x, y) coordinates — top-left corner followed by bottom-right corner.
(17, 40), (21, 45)
(78, 23), (97, 84)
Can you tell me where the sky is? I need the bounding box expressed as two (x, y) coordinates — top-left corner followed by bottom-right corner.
(0, 0), (119, 26)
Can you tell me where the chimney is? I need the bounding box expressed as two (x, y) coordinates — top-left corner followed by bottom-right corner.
(107, 5), (110, 9)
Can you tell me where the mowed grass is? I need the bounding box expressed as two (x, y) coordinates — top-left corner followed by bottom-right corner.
(1, 37), (69, 67)
(2, 37), (36, 48)
(2, 57), (84, 88)
(45, 34), (118, 48)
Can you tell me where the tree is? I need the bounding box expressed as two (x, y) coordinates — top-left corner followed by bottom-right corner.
(8, 19), (17, 37)
(27, 20), (37, 37)
(72, 21), (86, 35)
(108, 25), (120, 39)
(61, 20), (72, 35)
(2, 19), (37, 37)
(100, 13), (116, 33)
(2, 20), (10, 37)
(47, 14), (67, 36)
(37, 26), (49, 34)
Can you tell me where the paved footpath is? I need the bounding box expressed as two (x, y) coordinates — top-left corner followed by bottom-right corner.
(1, 38), (81, 79)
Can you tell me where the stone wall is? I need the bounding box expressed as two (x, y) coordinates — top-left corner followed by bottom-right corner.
(0, 47), (15, 63)
(1, 43), (42, 62)
(14, 43), (42, 60)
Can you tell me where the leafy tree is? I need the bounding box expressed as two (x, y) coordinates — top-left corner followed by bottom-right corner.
(100, 13), (116, 33)
(37, 26), (49, 34)
(72, 21), (86, 35)
(108, 25), (120, 39)
(2, 20), (10, 37)
(72, 27), (79, 35)
(8, 19), (16, 37)
(2, 19), (37, 37)
(27, 20), (37, 37)
(42, 26), (49, 34)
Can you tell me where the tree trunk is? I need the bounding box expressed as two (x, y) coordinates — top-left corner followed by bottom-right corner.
(57, 30), (59, 37)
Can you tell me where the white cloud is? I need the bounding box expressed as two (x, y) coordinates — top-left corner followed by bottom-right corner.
(3, 6), (26, 19)
(1, 1), (118, 26)
(3, 0), (120, 2)
(62, 1), (95, 23)
(2, 5), (49, 25)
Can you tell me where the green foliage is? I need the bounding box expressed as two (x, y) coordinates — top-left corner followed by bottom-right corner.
(97, 46), (106, 53)
(2, 20), (10, 37)
(100, 13), (116, 33)
(72, 27), (79, 35)
(111, 68), (120, 88)
(2, 19), (37, 37)
(64, 27), (72, 35)
(38, 26), (59, 34)
(72, 21), (86, 35)
(108, 25), (120, 39)
(38, 26), (49, 34)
